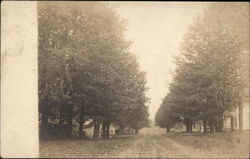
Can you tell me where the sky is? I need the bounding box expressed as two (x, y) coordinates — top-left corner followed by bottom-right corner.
(109, 2), (208, 119)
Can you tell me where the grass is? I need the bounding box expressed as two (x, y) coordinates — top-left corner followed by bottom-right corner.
(39, 135), (136, 158)
(165, 130), (250, 158)
(40, 130), (250, 158)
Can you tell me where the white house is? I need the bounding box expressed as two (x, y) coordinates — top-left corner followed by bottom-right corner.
(224, 101), (249, 131)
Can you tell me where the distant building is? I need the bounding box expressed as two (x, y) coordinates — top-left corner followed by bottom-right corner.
(82, 119), (118, 139)
(223, 86), (249, 131)
(223, 101), (249, 131)
(169, 100), (249, 132)
(192, 120), (203, 132)
(223, 109), (238, 131)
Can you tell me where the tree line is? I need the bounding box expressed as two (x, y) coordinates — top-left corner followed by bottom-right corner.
(38, 2), (149, 140)
(155, 3), (249, 133)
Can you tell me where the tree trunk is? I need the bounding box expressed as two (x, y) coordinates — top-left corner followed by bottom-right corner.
(190, 121), (193, 132)
(41, 96), (49, 127)
(135, 129), (139, 134)
(40, 97), (50, 139)
(216, 91), (224, 132)
(166, 125), (170, 133)
(239, 105), (243, 131)
(217, 113), (224, 132)
(208, 119), (215, 133)
(211, 124), (215, 133)
(119, 125), (125, 135)
(186, 119), (192, 132)
(78, 106), (84, 138)
(198, 122), (202, 132)
(59, 104), (65, 136)
(93, 116), (100, 140)
(203, 119), (207, 134)
(67, 104), (73, 137)
(106, 121), (110, 139)
(185, 119), (189, 132)
(102, 121), (107, 139)
(59, 105), (64, 126)
(42, 112), (48, 127)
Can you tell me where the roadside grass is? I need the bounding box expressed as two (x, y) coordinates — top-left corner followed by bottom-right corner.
(165, 130), (250, 158)
(39, 134), (136, 158)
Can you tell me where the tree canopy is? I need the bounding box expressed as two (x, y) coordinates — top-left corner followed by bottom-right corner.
(38, 1), (149, 139)
(155, 2), (249, 133)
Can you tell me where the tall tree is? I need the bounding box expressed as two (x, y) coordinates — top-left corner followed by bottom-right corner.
(156, 2), (248, 133)
(38, 1), (149, 139)
(203, 2), (249, 131)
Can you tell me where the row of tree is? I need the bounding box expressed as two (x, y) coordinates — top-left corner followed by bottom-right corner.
(155, 3), (249, 133)
(38, 2), (149, 140)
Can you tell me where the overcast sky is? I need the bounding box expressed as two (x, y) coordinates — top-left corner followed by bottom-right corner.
(109, 2), (208, 119)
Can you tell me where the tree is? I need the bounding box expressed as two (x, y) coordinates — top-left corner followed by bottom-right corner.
(203, 2), (249, 131)
(156, 2), (247, 133)
(38, 1), (149, 139)
(155, 95), (180, 132)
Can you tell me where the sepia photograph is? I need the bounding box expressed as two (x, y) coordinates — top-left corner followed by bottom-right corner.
(1, 1), (249, 158)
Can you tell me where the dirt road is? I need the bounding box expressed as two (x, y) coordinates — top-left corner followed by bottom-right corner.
(117, 127), (208, 158)
(40, 126), (249, 158)
(115, 127), (249, 158)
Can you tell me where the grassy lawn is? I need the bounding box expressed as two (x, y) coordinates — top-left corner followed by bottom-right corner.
(165, 130), (250, 158)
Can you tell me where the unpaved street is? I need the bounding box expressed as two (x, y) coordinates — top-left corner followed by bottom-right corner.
(117, 127), (212, 158)
(116, 127), (249, 158)
(40, 126), (250, 158)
